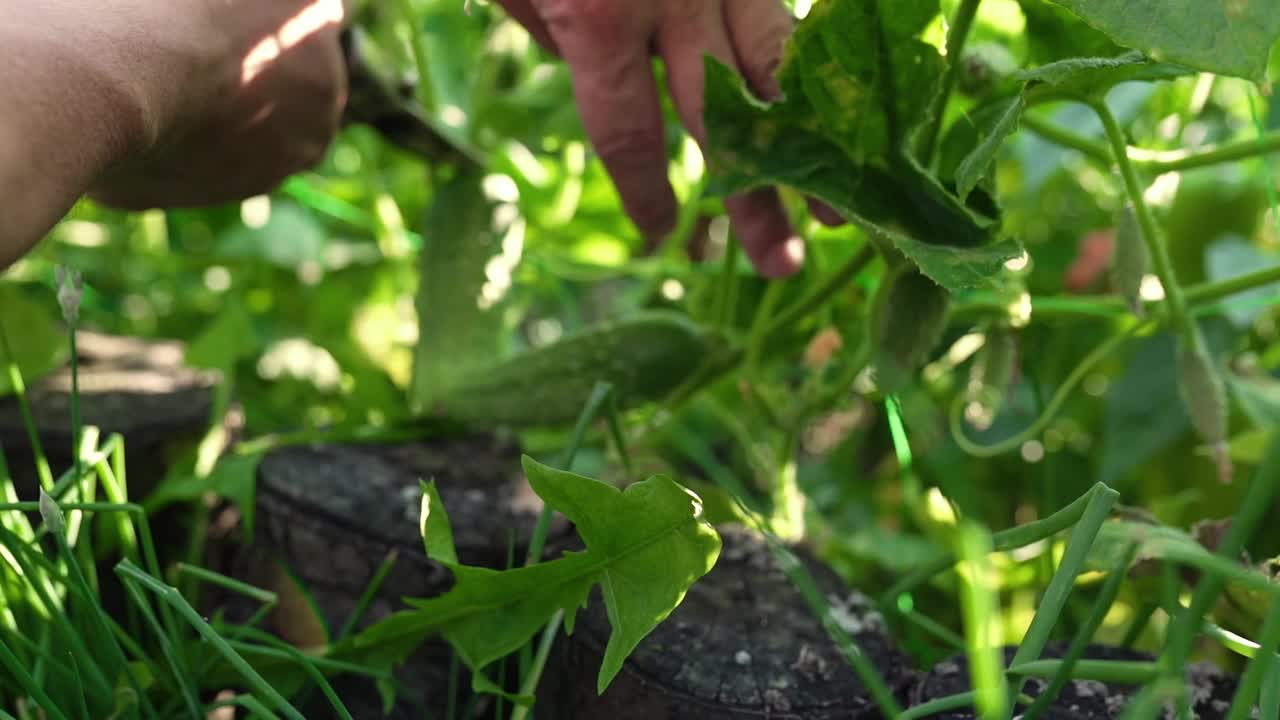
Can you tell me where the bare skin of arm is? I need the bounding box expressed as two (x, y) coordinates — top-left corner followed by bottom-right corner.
(0, 1), (826, 277)
(0, 0), (348, 270)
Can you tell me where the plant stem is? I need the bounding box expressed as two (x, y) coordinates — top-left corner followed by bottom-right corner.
(1089, 98), (1196, 344)
(763, 243), (876, 341)
(391, 0), (436, 114)
(659, 242), (877, 414)
(68, 328), (81, 494)
(951, 265), (1280, 325)
(1023, 112), (1280, 175)
(1185, 264), (1280, 306)
(1160, 441), (1280, 695)
(948, 319), (1145, 457)
(1020, 113), (1112, 166)
(919, 0), (983, 163)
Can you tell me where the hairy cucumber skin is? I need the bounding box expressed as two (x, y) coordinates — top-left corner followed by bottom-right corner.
(435, 311), (717, 427)
(869, 264), (951, 391)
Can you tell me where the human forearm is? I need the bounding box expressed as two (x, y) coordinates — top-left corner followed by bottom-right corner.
(0, 17), (147, 269)
(0, 0), (348, 271)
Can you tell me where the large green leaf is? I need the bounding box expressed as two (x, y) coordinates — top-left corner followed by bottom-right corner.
(702, 0), (1020, 293)
(350, 457), (721, 694)
(0, 285), (69, 397)
(1019, 0), (1125, 64)
(1045, 0), (1280, 82)
(949, 53), (1191, 212)
(955, 95), (1025, 201)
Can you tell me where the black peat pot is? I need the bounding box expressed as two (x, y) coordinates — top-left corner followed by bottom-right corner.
(536, 524), (916, 719)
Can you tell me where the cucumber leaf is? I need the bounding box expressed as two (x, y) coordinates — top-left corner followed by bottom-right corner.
(955, 95), (1025, 202)
(1044, 0), (1280, 82)
(948, 52), (1192, 212)
(348, 456), (721, 695)
(703, 0), (1020, 293)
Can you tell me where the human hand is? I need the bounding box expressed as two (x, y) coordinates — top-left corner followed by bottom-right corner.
(88, 0), (349, 209)
(496, 0), (839, 278)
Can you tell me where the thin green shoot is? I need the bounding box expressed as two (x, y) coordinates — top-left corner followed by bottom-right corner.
(1160, 441), (1280, 686)
(114, 559), (307, 720)
(1225, 595), (1280, 720)
(955, 521), (1007, 720)
(1019, 542), (1138, 720)
(1008, 658), (1159, 684)
(0, 321), (54, 490)
(1004, 483), (1119, 716)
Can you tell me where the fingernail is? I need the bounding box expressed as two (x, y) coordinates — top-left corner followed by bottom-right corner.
(760, 236), (804, 278)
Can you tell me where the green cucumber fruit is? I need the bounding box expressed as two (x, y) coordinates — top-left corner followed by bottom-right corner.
(1111, 204), (1148, 318)
(966, 325), (1017, 430)
(869, 264), (951, 392)
(434, 311), (720, 427)
(1176, 338), (1231, 482)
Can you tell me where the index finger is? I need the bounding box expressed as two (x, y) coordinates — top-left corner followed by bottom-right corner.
(532, 2), (677, 242)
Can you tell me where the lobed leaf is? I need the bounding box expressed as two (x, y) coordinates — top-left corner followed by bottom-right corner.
(349, 457), (721, 694)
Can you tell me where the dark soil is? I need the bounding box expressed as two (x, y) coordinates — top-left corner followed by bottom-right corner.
(911, 643), (1242, 719)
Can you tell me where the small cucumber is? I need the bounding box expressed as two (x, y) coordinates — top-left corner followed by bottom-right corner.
(869, 263), (951, 392)
(1110, 204), (1148, 317)
(965, 325), (1017, 430)
(1176, 339), (1232, 482)
(433, 311), (719, 427)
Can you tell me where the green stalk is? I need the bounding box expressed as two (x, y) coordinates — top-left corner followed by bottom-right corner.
(1225, 596), (1280, 720)
(897, 691), (980, 720)
(951, 266), (1280, 326)
(0, 323), (54, 490)
(1003, 484), (1118, 718)
(1159, 440), (1280, 692)
(0, 635), (68, 720)
(118, 575), (202, 718)
(1088, 99), (1196, 344)
(763, 532), (904, 717)
(511, 382), (614, 715)
(115, 560), (306, 720)
(656, 243), (877, 415)
(949, 319), (1145, 457)
(390, 0), (436, 113)
(712, 239), (742, 329)
(918, 0), (983, 163)
(508, 609), (563, 720)
(882, 483), (1110, 603)
(1021, 113), (1280, 175)
(1008, 659), (1158, 685)
(337, 550), (398, 641)
(1019, 542), (1138, 720)
(42, 490), (151, 716)
(956, 522), (1008, 719)
(67, 328), (81, 491)
(219, 636), (354, 720)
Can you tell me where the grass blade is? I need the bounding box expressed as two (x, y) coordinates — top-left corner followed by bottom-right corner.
(115, 560), (306, 720)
